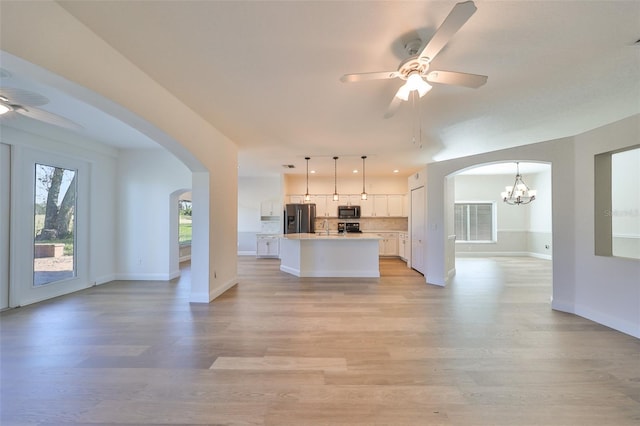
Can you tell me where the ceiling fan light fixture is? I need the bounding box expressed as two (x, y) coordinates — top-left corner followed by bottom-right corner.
(396, 72), (432, 101)
(406, 72), (432, 97)
(0, 101), (11, 115)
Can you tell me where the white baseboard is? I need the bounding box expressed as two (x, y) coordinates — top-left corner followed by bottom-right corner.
(168, 269), (181, 280)
(114, 272), (174, 281)
(210, 277), (238, 300)
(574, 304), (640, 339)
(94, 274), (116, 285)
(529, 252), (553, 260)
(456, 251), (552, 260)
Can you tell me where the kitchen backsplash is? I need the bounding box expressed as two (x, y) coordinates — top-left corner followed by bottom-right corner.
(260, 220), (281, 234)
(314, 217), (408, 232)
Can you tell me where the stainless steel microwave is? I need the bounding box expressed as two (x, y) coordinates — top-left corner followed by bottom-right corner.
(338, 205), (360, 219)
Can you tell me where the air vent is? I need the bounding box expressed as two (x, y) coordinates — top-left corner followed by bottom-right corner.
(282, 164), (295, 169)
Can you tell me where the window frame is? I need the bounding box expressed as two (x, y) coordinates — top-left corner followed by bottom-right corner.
(454, 201), (497, 243)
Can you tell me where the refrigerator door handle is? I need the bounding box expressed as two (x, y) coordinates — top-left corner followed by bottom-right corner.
(297, 210), (302, 233)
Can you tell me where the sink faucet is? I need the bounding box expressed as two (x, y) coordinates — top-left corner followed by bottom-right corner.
(324, 219), (329, 235)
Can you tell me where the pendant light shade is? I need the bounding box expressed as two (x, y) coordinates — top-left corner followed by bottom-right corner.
(360, 155), (368, 200)
(304, 157), (311, 202)
(333, 156), (339, 201)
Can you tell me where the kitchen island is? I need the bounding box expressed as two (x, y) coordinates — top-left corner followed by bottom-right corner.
(279, 233), (382, 278)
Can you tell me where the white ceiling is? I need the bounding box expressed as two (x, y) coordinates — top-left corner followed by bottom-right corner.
(1, 1), (639, 178)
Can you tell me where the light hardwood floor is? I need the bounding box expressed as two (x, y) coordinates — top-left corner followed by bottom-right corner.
(1, 256), (639, 425)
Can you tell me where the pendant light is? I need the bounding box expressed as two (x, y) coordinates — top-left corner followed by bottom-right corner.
(332, 156), (339, 201)
(360, 155), (368, 200)
(501, 162), (537, 205)
(304, 157), (311, 202)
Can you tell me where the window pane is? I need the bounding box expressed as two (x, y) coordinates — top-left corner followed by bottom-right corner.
(455, 203), (494, 242)
(178, 199), (192, 246)
(611, 147), (640, 259)
(33, 164), (77, 286)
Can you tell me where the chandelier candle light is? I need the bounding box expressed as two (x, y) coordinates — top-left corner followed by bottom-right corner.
(501, 162), (537, 205)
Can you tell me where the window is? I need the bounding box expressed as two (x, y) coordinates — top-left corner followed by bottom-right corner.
(455, 202), (495, 242)
(178, 199), (192, 246)
(595, 145), (640, 259)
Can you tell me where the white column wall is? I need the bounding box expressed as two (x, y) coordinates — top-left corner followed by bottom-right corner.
(425, 114), (639, 338)
(116, 149), (191, 280)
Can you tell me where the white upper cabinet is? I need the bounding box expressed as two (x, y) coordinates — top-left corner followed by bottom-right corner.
(286, 193), (406, 217)
(387, 195), (404, 217)
(360, 197), (373, 217)
(310, 195), (329, 217)
(288, 195), (304, 204)
(260, 200), (282, 217)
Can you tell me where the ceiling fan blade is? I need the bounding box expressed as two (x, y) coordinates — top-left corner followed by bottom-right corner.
(0, 87), (49, 106)
(15, 106), (84, 131)
(418, 1), (477, 63)
(426, 70), (487, 88)
(340, 71), (400, 83)
(383, 92), (404, 119)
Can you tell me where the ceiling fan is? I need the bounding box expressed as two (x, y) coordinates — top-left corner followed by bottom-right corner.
(0, 86), (83, 131)
(340, 0), (488, 118)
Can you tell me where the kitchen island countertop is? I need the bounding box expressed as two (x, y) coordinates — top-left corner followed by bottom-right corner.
(280, 232), (382, 240)
(279, 233), (380, 277)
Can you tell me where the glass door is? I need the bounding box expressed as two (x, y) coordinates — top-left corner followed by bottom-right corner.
(33, 164), (77, 286)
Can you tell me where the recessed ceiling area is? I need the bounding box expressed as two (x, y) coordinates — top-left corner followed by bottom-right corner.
(1, 1), (639, 178)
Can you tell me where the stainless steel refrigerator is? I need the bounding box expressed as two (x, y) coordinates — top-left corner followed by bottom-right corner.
(284, 204), (316, 234)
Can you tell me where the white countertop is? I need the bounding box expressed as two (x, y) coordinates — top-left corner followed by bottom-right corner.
(281, 232), (382, 240)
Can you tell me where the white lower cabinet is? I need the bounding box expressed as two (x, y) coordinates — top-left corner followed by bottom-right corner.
(256, 235), (280, 258)
(376, 232), (399, 256)
(399, 232), (408, 261)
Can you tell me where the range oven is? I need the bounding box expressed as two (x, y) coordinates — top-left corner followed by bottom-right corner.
(338, 205), (360, 219)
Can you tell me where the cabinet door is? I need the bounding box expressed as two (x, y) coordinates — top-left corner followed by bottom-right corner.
(387, 195), (404, 217)
(372, 195), (387, 217)
(260, 200), (281, 217)
(256, 238), (268, 256)
(309, 195), (327, 217)
(348, 194), (362, 206)
(267, 238), (280, 256)
(387, 234), (398, 256)
(360, 197), (373, 217)
(326, 196), (339, 217)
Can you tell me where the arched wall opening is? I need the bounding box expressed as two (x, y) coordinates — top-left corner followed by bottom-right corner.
(0, 51), (219, 304)
(445, 160), (553, 300)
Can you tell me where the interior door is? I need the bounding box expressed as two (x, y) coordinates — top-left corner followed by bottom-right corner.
(0, 143), (9, 309)
(411, 186), (425, 274)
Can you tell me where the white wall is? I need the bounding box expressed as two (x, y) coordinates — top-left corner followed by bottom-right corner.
(454, 169), (552, 258)
(285, 174), (408, 195)
(117, 149), (191, 280)
(238, 176), (282, 252)
(611, 147), (640, 258)
(0, 125), (118, 306)
(527, 169), (553, 257)
(423, 114), (639, 338)
(572, 115), (640, 338)
(2, 2), (238, 303)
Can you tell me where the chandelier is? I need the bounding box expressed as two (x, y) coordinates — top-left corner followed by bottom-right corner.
(501, 162), (537, 205)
